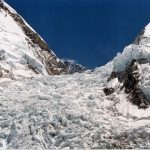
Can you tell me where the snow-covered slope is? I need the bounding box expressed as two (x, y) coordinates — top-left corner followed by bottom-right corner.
(1, 1), (150, 149)
(0, 2), (67, 78)
(112, 24), (150, 100)
(103, 23), (150, 116)
(1, 64), (150, 149)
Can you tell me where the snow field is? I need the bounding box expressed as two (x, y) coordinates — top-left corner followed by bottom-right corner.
(0, 65), (150, 149)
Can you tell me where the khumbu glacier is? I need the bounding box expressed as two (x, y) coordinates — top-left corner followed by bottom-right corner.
(1, 1), (150, 149)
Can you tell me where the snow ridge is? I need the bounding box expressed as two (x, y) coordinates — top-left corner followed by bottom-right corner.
(0, 2), (67, 78)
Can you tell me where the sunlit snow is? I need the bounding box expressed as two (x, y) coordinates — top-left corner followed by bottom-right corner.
(1, 1), (150, 149)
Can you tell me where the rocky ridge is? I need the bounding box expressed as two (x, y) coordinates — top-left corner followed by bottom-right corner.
(0, 1), (69, 78)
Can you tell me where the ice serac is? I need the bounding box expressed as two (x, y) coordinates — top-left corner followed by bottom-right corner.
(104, 22), (150, 110)
(0, 2), (67, 78)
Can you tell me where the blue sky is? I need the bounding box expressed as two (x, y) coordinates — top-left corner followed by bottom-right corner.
(5, 0), (150, 69)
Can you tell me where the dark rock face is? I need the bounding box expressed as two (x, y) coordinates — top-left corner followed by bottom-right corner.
(63, 60), (87, 74)
(103, 87), (114, 96)
(104, 59), (149, 109)
(122, 59), (140, 93)
(122, 59), (149, 109)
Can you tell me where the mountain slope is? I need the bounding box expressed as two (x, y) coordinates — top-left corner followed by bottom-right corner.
(0, 2), (67, 78)
(1, 1), (150, 149)
(1, 63), (150, 149)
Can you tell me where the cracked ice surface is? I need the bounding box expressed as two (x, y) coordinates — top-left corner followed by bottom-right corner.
(0, 64), (150, 149)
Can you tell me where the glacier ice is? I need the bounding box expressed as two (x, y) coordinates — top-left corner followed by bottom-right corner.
(0, 1), (150, 149)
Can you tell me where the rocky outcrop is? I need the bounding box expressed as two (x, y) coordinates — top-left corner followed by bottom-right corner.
(122, 59), (149, 109)
(104, 59), (149, 109)
(63, 60), (86, 74)
(103, 87), (114, 96)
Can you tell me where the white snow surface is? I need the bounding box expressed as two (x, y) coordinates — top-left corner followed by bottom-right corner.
(143, 23), (150, 38)
(0, 4), (48, 78)
(0, 63), (150, 149)
(1, 1), (150, 149)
